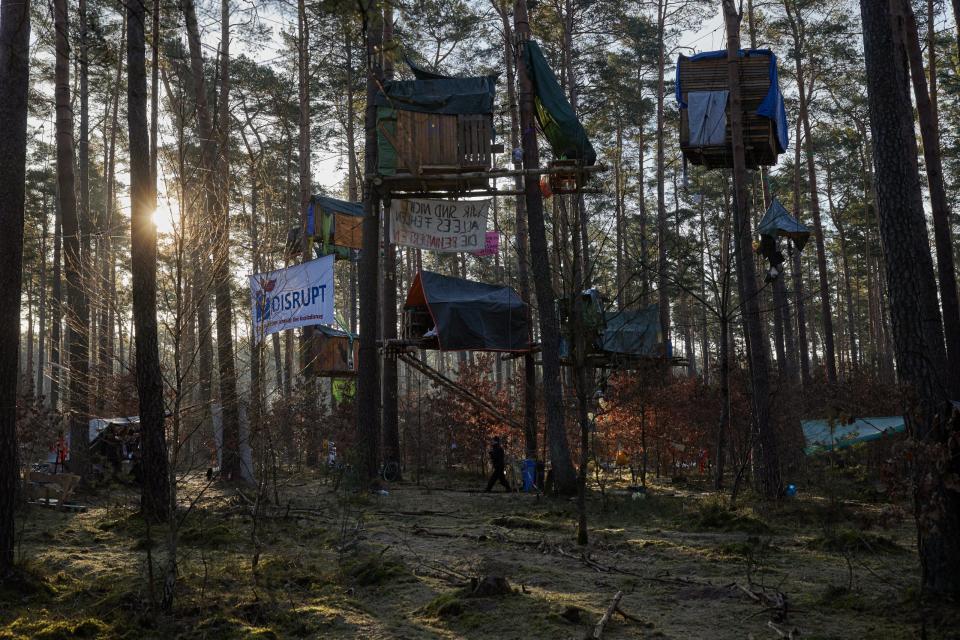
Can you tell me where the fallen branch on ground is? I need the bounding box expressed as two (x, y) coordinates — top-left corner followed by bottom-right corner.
(588, 590), (623, 639)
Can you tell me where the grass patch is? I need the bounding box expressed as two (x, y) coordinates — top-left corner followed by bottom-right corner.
(341, 552), (409, 587)
(419, 592), (465, 618)
(687, 501), (772, 534)
(806, 528), (904, 554)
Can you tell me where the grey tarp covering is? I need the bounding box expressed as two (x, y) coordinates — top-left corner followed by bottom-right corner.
(407, 271), (529, 352)
(602, 304), (664, 356)
(757, 198), (810, 251)
(374, 75), (496, 115)
(688, 91), (728, 147)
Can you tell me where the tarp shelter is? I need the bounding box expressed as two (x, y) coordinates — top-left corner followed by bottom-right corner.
(676, 49), (789, 167)
(602, 304), (668, 358)
(404, 271), (530, 352)
(801, 417), (906, 454)
(524, 41), (596, 166)
(757, 198), (810, 251)
(756, 198), (810, 281)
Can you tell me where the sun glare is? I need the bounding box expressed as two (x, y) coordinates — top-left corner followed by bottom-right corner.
(151, 204), (177, 235)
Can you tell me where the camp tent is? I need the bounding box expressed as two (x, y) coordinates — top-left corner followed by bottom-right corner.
(403, 271), (530, 352)
(59, 416), (140, 463)
(523, 40), (596, 166)
(801, 416), (905, 454)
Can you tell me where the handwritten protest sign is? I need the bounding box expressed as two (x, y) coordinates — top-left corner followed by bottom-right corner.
(389, 198), (489, 252)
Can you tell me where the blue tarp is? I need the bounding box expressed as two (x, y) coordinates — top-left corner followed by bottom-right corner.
(801, 417), (906, 454)
(675, 49), (789, 155)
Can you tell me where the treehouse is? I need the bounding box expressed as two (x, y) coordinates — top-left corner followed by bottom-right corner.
(285, 196), (363, 260)
(400, 270), (530, 352)
(375, 63), (500, 195)
(310, 325), (359, 377)
(675, 49), (789, 169)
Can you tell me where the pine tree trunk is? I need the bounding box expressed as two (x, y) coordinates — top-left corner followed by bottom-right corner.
(358, 0), (383, 483)
(380, 4), (401, 478)
(655, 0), (670, 349)
(37, 211), (48, 398)
(55, 0), (90, 478)
(297, 0), (318, 468)
(898, 0), (960, 392)
(495, 0), (538, 459)
(51, 191), (62, 410)
(723, 0), (780, 499)
(514, 0), (576, 494)
(0, 0), (31, 575)
(128, 0), (170, 522)
(791, 118), (810, 386)
(785, 1), (836, 383)
(861, 0), (959, 595)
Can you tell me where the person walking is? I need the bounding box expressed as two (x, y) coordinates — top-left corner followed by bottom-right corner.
(484, 436), (511, 492)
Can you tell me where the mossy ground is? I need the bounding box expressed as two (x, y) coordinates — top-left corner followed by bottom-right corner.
(0, 470), (949, 639)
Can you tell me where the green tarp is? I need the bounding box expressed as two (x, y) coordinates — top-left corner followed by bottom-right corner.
(373, 75), (496, 115)
(523, 41), (596, 166)
(801, 417), (905, 454)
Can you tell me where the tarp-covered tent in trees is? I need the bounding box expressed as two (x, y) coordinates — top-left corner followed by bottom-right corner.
(286, 195), (363, 259)
(602, 305), (670, 359)
(756, 198), (810, 281)
(560, 298), (672, 366)
(402, 271), (530, 352)
(374, 63), (498, 193)
(675, 49), (789, 168)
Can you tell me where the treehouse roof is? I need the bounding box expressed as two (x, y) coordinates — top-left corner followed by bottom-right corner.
(675, 48), (789, 155)
(404, 271), (529, 352)
(373, 72), (497, 115)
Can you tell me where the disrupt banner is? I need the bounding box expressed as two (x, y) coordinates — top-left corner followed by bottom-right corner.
(250, 255), (334, 343)
(389, 198), (489, 252)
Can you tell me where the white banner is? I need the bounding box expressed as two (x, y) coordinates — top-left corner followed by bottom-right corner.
(389, 198), (489, 252)
(250, 255), (334, 343)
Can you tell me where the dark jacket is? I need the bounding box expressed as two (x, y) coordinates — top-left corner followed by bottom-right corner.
(490, 443), (505, 469)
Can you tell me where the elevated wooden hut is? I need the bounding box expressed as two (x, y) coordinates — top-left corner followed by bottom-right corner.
(676, 49), (788, 168)
(374, 69), (499, 194)
(310, 325), (359, 377)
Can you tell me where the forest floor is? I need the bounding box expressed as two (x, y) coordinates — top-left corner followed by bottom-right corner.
(1, 465), (955, 640)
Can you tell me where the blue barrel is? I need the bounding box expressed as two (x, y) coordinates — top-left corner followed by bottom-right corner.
(522, 459), (537, 492)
